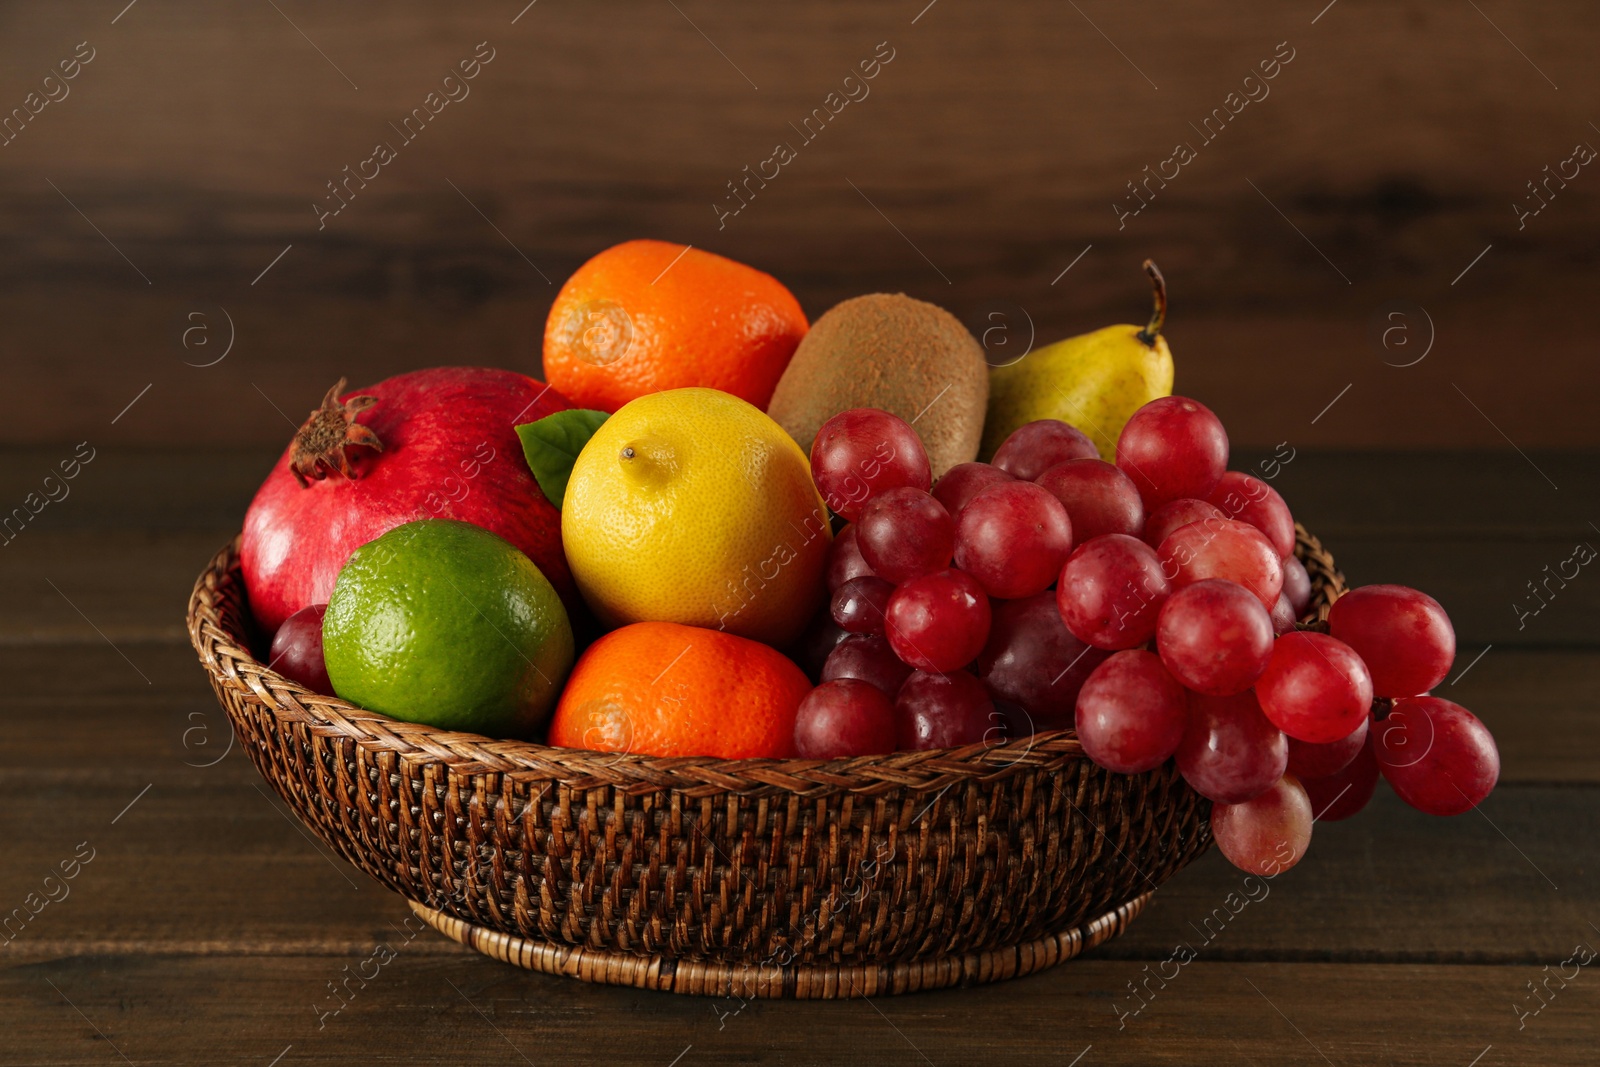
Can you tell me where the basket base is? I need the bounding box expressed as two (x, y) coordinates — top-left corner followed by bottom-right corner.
(409, 891), (1153, 999)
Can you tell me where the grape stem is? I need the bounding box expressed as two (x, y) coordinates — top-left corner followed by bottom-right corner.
(1136, 260), (1167, 347)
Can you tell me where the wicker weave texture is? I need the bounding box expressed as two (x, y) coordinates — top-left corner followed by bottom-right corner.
(187, 525), (1345, 996)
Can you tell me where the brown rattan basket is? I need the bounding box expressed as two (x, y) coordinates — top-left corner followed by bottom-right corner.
(186, 524), (1345, 999)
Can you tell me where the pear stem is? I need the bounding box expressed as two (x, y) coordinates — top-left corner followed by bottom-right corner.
(1136, 259), (1167, 346)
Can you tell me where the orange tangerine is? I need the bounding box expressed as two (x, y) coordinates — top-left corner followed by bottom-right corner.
(547, 621), (810, 759)
(542, 239), (808, 413)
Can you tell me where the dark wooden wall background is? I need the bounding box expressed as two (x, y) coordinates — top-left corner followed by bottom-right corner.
(2, 0), (1596, 450)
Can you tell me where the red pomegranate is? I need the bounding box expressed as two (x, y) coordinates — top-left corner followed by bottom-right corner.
(241, 367), (575, 634)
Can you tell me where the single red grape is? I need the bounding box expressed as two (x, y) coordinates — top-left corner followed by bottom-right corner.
(1210, 774), (1313, 875)
(271, 604), (333, 694)
(1158, 517), (1283, 609)
(822, 633), (913, 696)
(1175, 690), (1289, 803)
(1287, 717), (1368, 779)
(1301, 736), (1380, 821)
(1143, 498), (1226, 549)
(1055, 534), (1171, 650)
(810, 408), (932, 522)
(826, 525), (875, 591)
(1074, 650), (1188, 773)
(1115, 396), (1229, 509)
(976, 592), (1110, 731)
(1035, 458), (1145, 542)
(954, 481), (1074, 598)
(1207, 471), (1296, 560)
(1327, 584), (1456, 697)
(1269, 594), (1298, 635)
(1372, 696), (1499, 816)
(857, 487), (955, 583)
(1155, 579), (1274, 696)
(1280, 554), (1312, 616)
(831, 576), (895, 635)
(895, 670), (996, 750)
(1255, 631), (1373, 744)
(794, 679), (898, 758)
(992, 419), (1098, 481)
(932, 461), (1014, 517)
(885, 569), (992, 672)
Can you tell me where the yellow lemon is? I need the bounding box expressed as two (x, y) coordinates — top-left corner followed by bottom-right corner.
(562, 387), (832, 647)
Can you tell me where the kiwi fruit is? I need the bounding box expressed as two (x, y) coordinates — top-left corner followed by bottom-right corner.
(767, 293), (988, 477)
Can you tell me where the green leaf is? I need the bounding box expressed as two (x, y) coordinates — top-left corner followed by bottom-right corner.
(516, 409), (610, 508)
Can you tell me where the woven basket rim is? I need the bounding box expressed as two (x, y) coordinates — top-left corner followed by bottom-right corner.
(186, 524), (1345, 795)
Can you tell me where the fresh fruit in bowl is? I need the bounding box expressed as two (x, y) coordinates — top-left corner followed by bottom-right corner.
(1210, 774), (1314, 876)
(983, 260), (1174, 461)
(267, 603), (332, 695)
(561, 387), (831, 647)
(991, 419), (1099, 481)
(783, 384), (1503, 878)
(1327, 584), (1456, 696)
(1043, 389), (1499, 875)
(767, 292), (989, 477)
(240, 367), (573, 634)
(1118, 395), (1230, 509)
(896, 670), (998, 750)
(822, 633), (912, 697)
(322, 519), (574, 737)
(809, 407), (932, 522)
(1371, 696), (1499, 815)
(795, 679), (898, 759)
(976, 592), (1108, 732)
(542, 239), (808, 413)
(1074, 649), (1188, 774)
(548, 620), (810, 758)
(227, 246), (1506, 887)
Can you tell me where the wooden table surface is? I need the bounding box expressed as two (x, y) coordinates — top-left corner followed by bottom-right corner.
(3, 447), (1596, 1065)
(6, 0), (1600, 453)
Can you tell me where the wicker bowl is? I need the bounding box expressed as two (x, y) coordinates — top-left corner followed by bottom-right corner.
(187, 524), (1345, 999)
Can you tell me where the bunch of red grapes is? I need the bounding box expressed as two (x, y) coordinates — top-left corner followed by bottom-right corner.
(793, 398), (1501, 876)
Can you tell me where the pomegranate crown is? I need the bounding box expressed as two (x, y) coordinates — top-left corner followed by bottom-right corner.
(288, 378), (382, 488)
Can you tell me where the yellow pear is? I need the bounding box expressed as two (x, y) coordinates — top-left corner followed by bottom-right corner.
(982, 261), (1174, 462)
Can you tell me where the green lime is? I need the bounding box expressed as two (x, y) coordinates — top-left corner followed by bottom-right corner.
(322, 519), (574, 737)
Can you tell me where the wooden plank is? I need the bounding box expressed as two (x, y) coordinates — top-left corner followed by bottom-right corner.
(4, 955), (1596, 1066)
(1450, 650), (1600, 784)
(3, 743), (1593, 967)
(3, 643), (1592, 784)
(1231, 450), (1600, 540)
(1, 3), (1599, 448)
(24, 286), (1600, 454)
(2, 451), (1597, 646)
(6, 524), (1592, 646)
(0, 448), (265, 533)
(4, 637), (1590, 964)
(1329, 539), (1600, 647)
(5, 448), (1596, 536)
(0, 529), (223, 643)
